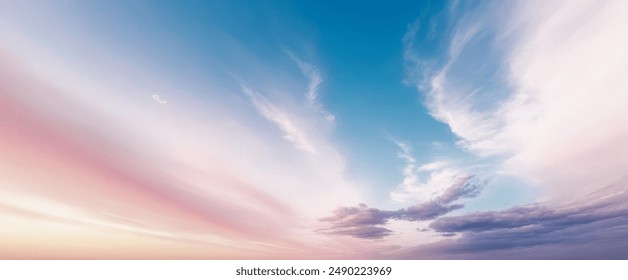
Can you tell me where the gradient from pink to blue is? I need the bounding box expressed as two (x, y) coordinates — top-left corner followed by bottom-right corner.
(1, 0), (628, 259)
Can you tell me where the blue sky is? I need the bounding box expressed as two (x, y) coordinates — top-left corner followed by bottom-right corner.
(60, 0), (466, 202)
(1, 0), (628, 259)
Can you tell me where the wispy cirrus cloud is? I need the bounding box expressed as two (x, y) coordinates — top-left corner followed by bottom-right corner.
(392, 0), (628, 258)
(288, 52), (335, 122)
(235, 52), (336, 155)
(2, 0), (627, 260)
(151, 94), (167, 104)
(239, 83), (317, 154)
(0, 26), (364, 258)
(403, 0), (628, 201)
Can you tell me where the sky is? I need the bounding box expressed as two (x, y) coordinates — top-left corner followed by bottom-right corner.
(1, 0), (627, 259)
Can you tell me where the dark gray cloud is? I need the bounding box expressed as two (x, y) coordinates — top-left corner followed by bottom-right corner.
(317, 203), (395, 239)
(389, 179), (628, 259)
(317, 203), (394, 239)
(319, 203), (393, 227)
(395, 201), (464, 222)
(436, 175), (484, 204)
(394, 214), (628, 259)
(429, 204), (555, 233)
(430, 192), (627, 234)
(319, 176), (484, 239)
(322, 175), (628, 259)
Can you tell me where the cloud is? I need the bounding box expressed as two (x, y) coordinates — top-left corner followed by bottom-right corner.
(288, 52), (335, 122)
(389, 141), (476, 203)
(404, 0), (628, 203)
(318, 203), (395, 239)
(396, 175), (483, 221)
(239, 83), (317, 154)
(319, 176), (485, 239)
(433, 175), (483, 204)
(151, 94), (167, 104)
(390, 141), (421, 202)
(0, 58), (313, 258)
(430, 179), (628, 236)
(396, 201), (464, 222)
(431, 205), (563, 233)
(392, 178), (628, 259)
(0, 38), (367, 258)
(319, 225), (394, 240)
(394, 0), (628, 258)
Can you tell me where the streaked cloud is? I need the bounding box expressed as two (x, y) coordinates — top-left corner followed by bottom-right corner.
(288, 52), (335, 122)
(239, 83), (317, 154)
(0, 39), (364, 258)
(319, 175), (485, 239)
(1, 0), (627, 259)
(395, 0), (628, 258)
(151, 94), (167, 104)
(394, 177), (628, 259)
(390, 141), (476, 203)
(403, 0), (628, 201)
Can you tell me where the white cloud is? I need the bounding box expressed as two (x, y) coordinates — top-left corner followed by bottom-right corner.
(390, 141), (470, 203)
(151, 94), (167, 104)
(418, 160), (450, 172)
(239, 83), (317, 154)
(404, 0), (628, 201)
(0, 2), (373, 257)
(288, 52), (335, 122)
